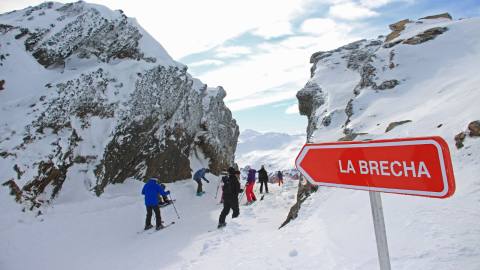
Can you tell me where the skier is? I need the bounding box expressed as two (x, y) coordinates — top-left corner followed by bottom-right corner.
(158, 183), (172, 206)
(218, 167), (242, 228)
(193, 168), (210, 196)
(245, 168), (257, 204)
(277, 170), (284, 186)
(141, 178), (170, 230)
(258, 165), (269, 194)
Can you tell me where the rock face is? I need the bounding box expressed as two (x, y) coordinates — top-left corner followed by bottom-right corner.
(285, 14), (480, 225)
(0, 2), (239, 209)
(385, 19), (411, 42)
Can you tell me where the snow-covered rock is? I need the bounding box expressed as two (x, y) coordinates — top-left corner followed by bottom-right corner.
(287, 13), (480, 268)
(300, 13), (479, 144)
(0, 1), (238, 209)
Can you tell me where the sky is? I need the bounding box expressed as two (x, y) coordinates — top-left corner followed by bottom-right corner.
(2, 0), (480, 134)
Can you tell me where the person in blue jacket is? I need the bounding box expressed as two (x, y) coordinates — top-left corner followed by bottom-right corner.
(193, 168), (210, 196)
(141, 178), (170, 230)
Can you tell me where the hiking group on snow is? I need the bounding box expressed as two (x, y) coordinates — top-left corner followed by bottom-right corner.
(141, 165), (286, 230)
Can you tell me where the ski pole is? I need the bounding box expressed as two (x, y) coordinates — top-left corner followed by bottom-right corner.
(215, 178), (221, 199)
(239, 185), (246, 202)
(168, 194), (180, 219)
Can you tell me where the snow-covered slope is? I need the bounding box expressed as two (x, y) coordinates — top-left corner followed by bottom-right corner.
(291, 13), (480, 269)
(0, 2), (238, 209)
(0, 172), (300, 270)
(236, 129), (305, 171)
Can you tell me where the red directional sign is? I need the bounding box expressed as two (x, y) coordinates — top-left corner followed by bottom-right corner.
(295, 137), (455, 198)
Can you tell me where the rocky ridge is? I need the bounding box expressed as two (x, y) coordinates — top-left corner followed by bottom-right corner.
(286, 13), (480, 224)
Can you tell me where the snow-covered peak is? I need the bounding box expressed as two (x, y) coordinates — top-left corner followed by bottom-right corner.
(0, 1), (239, 209)
(0, 1), (177, 69)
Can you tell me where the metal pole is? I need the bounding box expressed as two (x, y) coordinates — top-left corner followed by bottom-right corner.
(215, 178), (221, 199)
(369, 191), (391, 270)
(168, 194), (180, 219)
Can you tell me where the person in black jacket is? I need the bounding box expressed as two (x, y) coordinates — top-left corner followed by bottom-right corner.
(258, 165), (269, 194)
(218, 167), (241, 228)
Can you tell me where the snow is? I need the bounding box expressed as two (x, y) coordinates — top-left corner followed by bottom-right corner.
(0, 174), (300, 270)
(294, 15), (480, 270)
(1, 4), (480, 270)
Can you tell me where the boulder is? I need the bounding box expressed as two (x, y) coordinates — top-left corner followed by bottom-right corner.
(454, 132), (466, 149)
(468, 120), (480, 136)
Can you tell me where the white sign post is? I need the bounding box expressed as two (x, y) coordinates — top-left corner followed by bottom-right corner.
(369, 191), (391, 270)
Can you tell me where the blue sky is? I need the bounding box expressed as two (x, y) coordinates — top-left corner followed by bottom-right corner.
(2, 0), (480, 134)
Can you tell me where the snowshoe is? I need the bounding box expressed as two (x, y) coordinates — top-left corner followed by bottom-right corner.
(144, 224), (153, 230)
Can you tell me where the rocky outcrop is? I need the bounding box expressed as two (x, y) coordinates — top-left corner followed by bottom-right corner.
(403, 27), (448, 45)
(297, 82), (325, 141)
(385, 19), (411, 42)
(284, 13), (468, 227)
(384, 13), (451, 46)
(455, 120), (480, 149)
(455, 132), (466, 149)
(420, 13), (452, 20)
(26, 2), (144, 68)
(468, 120), (480, 136)
(385, 120), (412, 132)
(0, 2), (239, 209)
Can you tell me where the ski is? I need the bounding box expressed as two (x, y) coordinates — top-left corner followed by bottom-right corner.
(147, 221), (175, 234)
(137, 221), (175, 234)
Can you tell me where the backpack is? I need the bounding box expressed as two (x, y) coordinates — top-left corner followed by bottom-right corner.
(247, 169), (256, 183)
(222, 175), (234, 196)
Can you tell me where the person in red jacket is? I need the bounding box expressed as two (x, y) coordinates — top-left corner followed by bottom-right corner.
(245, 168), (257, 204)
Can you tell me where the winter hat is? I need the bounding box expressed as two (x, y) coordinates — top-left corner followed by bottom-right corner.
(227, 167), (236, 175)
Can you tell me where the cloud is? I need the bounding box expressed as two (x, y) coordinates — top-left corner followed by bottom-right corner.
(360, 0), (411, 8)
(360, 0), (393, 8)
(82, 0), (308, 59)
(329, 2), (378, 20)
(188, 59), (224, 67)
(215, 46), (252, 58)
(300, 18), (352, 35)
(253, 21), (293, 39)
(197, 23), (359, 111)
(285, 104), (299, 114)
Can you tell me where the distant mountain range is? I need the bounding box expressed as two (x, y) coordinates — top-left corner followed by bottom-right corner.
(235, 129), (305, 171)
